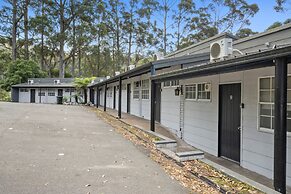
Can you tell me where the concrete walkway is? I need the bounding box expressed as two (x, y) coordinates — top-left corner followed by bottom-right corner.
(100, 107), (291, 193)
(0, 102), (188, 194)
(103, 107), (194, 152)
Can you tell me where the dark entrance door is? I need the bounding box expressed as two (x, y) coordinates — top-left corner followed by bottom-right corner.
(90, 89), (94, 104)
(219, 83), (241, 163)
(113, 86), (116, 109)
(58, 89), (63, 97)
(155, 83), (161, 122)
(30, 89), (35, 103)
(127, 84), (131, 113)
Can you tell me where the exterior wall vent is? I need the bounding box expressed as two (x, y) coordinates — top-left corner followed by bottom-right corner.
(210, 38), (233, 62)
(28, 80), (34, 84)
(128, 65), (135, 70)
(54, 80), (60, 84)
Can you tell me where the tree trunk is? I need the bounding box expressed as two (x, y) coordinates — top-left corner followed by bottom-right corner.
(71, 0), (76, 77)
(41, 0), (45, 70)
(71, 19), (76, 77)
(78, 44), (81, 77)
(177, 19), (181, 50)
(12, 0), (17, 61)
(115, 3), (120, 73)
(127, 6), (133, 66)
(59, 0), (65, 78)
(163, 3), (167, 56)
(24, 0), (29, 60)
(97, 30), (101, 76)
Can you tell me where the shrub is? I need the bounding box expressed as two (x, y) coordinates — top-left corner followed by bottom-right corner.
(0, 89), (11, 101)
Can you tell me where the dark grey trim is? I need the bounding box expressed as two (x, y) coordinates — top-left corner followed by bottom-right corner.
(274, 57), (288, 193)
(11, 88), (19, 102)
(152, 46), (291, 82)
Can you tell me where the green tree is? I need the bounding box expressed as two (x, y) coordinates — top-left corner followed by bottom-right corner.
(266, 19), (291, 31)
(1, 60), (45, 91)
(235, 28), (258, 38)
(183, 0), (259, 45)
(74, 77), (95, 104)
(0, 49), (11, 77)
(173, 0), (195, 50)
(274, 0), (290, 11)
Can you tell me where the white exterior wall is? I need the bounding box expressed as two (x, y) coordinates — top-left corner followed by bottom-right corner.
(47, 89), (57, 104)
(121, 86), (127, 112)
(159, 65), (291, 186)
(181, 75), (220, 156)
(242, 66), (291, 185)
(94, 89), (97, 105)
(18, 88), (30, 103)
(127, 74), (151, 119)
(100, 88), (104, 106)
(161, 86), (180, 135)
(115, 86), (119, 110)
(107, 86), (114, 109)
(141, 73), (151, 120)
(36, 88), (47, 104)
(130, 76), (140, 117)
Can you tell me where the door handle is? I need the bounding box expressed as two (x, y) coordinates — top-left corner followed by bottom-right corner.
(238, 126), (241, 131)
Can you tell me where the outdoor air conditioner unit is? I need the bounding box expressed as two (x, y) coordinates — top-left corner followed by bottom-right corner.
(205, 83), (211, 92)
(210, 38), (233, 62)
(28, 80), (34, 84)
(128, 65), (135, 70)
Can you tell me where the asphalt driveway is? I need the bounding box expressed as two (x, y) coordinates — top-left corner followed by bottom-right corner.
(0, 102), (188, 194)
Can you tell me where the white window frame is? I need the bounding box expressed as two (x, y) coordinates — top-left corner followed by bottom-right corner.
(258, 75), (291, 134)
(185, 82), (212, 102)
(133, 81), (140, 100)
(163, 81), (171, 88)
(107, 88), (112, 97)
(38, 91), (45, 96)
(20, 88), (29, 92)
(185, 84), (197, 100)
(197, 83), (211, 101)
(163, 80), (179, 88)
(48, 89), (55, 96)
(141, 79), (150, 100)
(171, 80), (180, 87)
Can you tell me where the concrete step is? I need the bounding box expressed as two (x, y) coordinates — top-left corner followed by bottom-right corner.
(176, 150), (204, 161)
(154, 140), (177, 149)
(158, 148), (204, 162)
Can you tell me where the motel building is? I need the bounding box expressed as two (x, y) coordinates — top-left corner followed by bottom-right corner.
(88, 23), (291, 193)
(11, 78), (78, 104)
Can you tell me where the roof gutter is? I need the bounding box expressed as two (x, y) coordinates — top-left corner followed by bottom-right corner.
(152, 46), (291, 82)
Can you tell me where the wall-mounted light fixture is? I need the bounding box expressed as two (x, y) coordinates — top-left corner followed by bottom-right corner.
(175, 85), (183, 96)
(175, 87), (180, 96)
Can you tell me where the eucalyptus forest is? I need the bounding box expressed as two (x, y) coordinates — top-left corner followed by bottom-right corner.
(0, 0), (289, 93)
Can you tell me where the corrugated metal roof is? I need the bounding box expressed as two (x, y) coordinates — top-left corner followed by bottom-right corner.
(12, 78), (75, 88)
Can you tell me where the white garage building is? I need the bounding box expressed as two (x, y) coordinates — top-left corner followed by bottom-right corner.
(11, 78), (77, 104)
